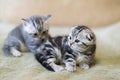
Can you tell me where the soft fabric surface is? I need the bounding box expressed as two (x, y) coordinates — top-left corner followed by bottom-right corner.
(0, 23), (120, 80)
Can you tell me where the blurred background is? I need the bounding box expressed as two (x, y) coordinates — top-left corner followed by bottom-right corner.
(0, 0), (120, 27)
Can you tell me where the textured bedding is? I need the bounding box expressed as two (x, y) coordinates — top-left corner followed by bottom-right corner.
(0, 23), (120, 80)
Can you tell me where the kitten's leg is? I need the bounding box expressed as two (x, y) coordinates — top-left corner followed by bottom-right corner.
(45, 48), (64, 72)
(64, 58), (76, 72)
(3, 37), (22, 57)
(63, 52), (76, 72)
(10, 47), (22, 57)
(47, 56), (64, 72)
(10, 39), (23, 57)
(79, 63), (89, 69)
(77, 55), (90, 69)
(2, 44), (11, 56)
(35, 49), (64, 72)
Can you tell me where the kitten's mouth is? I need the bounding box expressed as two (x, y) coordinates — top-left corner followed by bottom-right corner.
(72, 42), (88, 49)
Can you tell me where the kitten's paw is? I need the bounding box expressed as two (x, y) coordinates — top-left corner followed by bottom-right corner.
(54, 65), (64, 72)
(80, 64), (89, 69)
(49, 62), (64, 72)
(65, 66), (76, 72)
(12, 51), (22, 57)
(11, 48), (22, 57)
(64, 59), (76, 72)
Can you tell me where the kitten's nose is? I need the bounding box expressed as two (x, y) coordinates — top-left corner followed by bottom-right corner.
(70, 42), (75, 45)
(41, 38), (45, 42)
(38, 35), (42, 38)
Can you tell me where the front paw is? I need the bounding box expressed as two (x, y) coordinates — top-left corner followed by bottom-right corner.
(64, 59), (76, 72)
(55, 66), (64, 72)
(54, 65), (64, 72)
(80, 63), (89, 69)
(11, 49), (22, 57)
(65, 65), (76, 72)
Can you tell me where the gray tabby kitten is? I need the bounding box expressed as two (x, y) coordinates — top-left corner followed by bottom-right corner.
(63, 26), (96, 71)
(2, 14), (51, 57)
(35, 25), (96, 72)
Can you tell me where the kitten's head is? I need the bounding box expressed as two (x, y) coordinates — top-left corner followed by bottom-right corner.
(22, 14), (51, 39)
(68, 25), (96, 52)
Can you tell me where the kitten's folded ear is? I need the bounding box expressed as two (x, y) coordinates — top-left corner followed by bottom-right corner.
(43, 14), (52, 23)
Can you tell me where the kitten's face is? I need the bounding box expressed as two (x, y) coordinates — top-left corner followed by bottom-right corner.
(68, 26), (96, 52)
(22, 14), (51, 39)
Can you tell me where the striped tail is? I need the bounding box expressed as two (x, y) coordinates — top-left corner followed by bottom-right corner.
(35, 53), (54, 71)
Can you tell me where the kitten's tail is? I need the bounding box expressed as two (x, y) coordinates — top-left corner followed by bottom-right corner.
(2, 44), (11, 56)
(35, 53), (54, 71)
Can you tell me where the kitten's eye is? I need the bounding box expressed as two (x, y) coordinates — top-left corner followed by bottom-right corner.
(75, 39), (80, 43)
(34, 33), (38, 37)
(69, 36), (72, 40)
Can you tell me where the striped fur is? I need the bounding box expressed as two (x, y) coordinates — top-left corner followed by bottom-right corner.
(2, 14), (51, 56)
(35, 36), (64, 72)
(35, 25), (96, 72)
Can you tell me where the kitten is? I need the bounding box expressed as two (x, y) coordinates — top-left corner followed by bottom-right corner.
(2, 14), (51, 57)
(35, 25), (96, 72)
(63, 25), (96, 71)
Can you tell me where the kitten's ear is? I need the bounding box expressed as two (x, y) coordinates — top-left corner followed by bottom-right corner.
(70, 26), (78, 33)
(21, 18), (29, 26)
(22, 18), (26, 21)
(21, 18), (28, 23)
(70, 27), (76, 33)
(43, 14), (51, 23)
(70, 27), (75, 31)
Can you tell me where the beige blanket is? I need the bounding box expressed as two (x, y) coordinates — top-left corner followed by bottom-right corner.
(0, 23), (120, 80)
